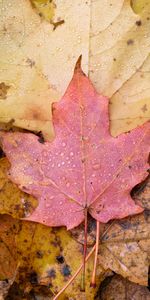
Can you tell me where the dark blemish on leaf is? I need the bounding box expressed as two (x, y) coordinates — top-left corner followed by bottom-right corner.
(61, 264), (71, 276)
(141, 104), (147, 113)
(81, 158), (85, 163)
(128, 165), (132, 169)
(90, 182), (93, 185)
(127, 39), (134, 45)
(56, 255), (64, 264)
(24, 239), (28, 243)
(113, 58), (116, 61)
(52, 19), (65, 31)
(29, 272), (38, 284)
(24, 106), (46, 121)
(36, 250), (44, 258)
(47, 268), (56, 279)
(136, 20), (142, 26)
(0, 82), (10, 99)
(147, 17), (150, 21)
(26, 58), (35, 68)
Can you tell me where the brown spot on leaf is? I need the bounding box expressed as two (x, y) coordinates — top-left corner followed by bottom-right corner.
(0, 82), (10, 99)
(136, 20), (142, 26)
(26, 58), (35, 68)
(36, 250), (44, 258)
(24, 106), (47, 121)
(141, 104), (147, 113)
(29, 271), (38, 284)
(52, 19), (65, 31)
(127, 39), (134, 45)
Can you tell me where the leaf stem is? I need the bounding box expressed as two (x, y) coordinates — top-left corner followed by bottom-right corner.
(90, 220), (100, 287)
(80, 207), (88, 291)
(53, 244), (96, 300)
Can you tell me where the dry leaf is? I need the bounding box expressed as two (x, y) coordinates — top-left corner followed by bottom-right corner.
(99, 212), (150, 286)
(99, 274), (150, 300)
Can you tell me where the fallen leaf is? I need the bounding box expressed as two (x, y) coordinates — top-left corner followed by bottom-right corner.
(0, 0), (89, 139)
(0, 214), (104, 299)
(0, 216), (19, 280)
(89, 0), (150, 135)
(0, 1), (150, 139)
(71, 176), (150, 285)
(0, 59), (149, 229)
(99, 274), (150, 300)
(0, 158), (37, 219)
(98, 212), (150, 285)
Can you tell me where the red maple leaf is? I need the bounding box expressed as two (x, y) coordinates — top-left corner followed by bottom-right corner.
(0, 57), (149, 293)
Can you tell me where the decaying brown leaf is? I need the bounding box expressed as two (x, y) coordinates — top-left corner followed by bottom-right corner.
(99, 274), (150, 300)
(98, 212), (150, 286)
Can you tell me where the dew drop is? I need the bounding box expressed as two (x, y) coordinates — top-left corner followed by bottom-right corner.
(50, 196), (54, 200)
(66, 182), (70, 187)
(58, 163), (61, 167)
(70, 152), (74, 156)
(60, 152), (64, 156)
(62, 142), (66, 147)
(62, 162), (65, 165)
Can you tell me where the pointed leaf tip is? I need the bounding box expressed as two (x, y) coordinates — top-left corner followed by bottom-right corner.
(74, 55), (82, 72)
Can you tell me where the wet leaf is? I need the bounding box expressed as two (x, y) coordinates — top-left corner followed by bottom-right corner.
(0, 60), (149, 229)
